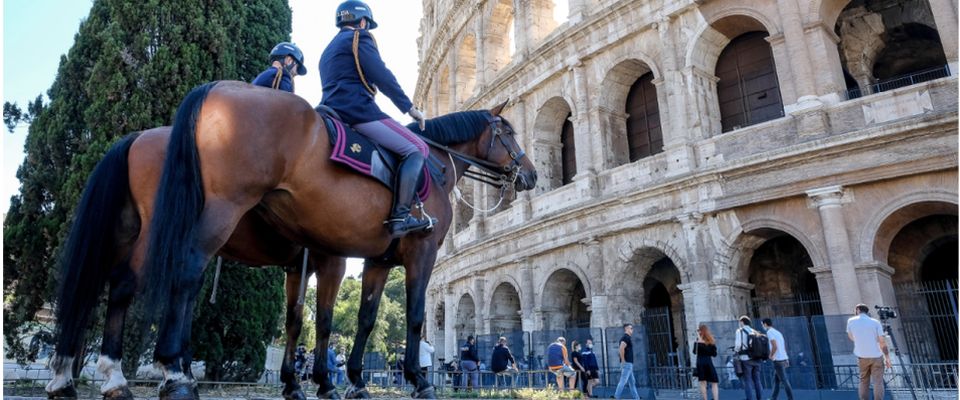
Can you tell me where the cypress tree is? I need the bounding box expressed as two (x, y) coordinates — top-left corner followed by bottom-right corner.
(4, 0), (289, 380)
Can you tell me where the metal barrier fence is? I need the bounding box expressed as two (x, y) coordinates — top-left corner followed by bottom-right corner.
(845, 64), (951, 99)
(7, 363), (957, 398)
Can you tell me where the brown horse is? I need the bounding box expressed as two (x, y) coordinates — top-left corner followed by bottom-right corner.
(44, 124), (346, 400)
(50, 81), (536, 400)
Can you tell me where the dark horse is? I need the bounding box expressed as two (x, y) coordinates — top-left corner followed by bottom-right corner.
(45, 123), (346, 400)
(48, 81), (536, 400)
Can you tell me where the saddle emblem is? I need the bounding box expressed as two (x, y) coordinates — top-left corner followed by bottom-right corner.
(351, 143), (362, 153)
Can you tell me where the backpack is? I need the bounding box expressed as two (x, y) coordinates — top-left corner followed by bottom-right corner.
(746, 331), (770, 360)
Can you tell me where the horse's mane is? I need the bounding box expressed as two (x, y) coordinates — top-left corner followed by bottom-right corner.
(406, 110), (492, 145)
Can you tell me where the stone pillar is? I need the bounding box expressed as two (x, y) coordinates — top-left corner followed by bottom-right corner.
(443, 287), (458, 360)
(806, 185), (863, 313)
(855, 262), (897, 309)
(683, 66), (722, 139)
(765, 33), (799, 108)
(928, 0), (959, 73)
(567, 0), (596, 23)
(520, 262), (537, 332)
(809, 265), (840, 315)
(593, 106), (629, 168)
(473, 4), (488, 89)
(776, 0), (818, 108)
(678, 281), (710, 344)
(590, 295), (610, 328)
(473, 275), (487, 333)
(802, 22), (846, 104)
(708, 280), (754, 321)
(569, 62), (596, 176)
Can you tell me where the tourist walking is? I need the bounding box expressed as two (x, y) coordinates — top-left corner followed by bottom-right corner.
(847, 304), (891, 400)
(693, 324), (719, 400)
(570, 340), (583, 392)
(763, 318), (794, 400)
(614, 324), (640, 399)
(734, 316), (764, 400)
(459, 336), (480, 389)
(579, 338), (601, 397)
(546, 337), (574, 391)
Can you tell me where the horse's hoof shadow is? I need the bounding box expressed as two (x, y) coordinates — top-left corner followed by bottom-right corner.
(318, 388), (341, 399)
(412, 386), (436, 399)
(344, 385), (371, 399)
(47, 384), (78, 400)
(158, 381), (197, 400)
(102, 386), (135, 400)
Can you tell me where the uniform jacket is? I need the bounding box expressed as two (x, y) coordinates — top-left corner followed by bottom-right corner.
(320, 28), (413, 125)
(251, 66), (294, 92)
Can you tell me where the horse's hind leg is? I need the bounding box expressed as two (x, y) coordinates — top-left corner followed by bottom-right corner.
(96, 262), (139, 400)
(311, 255), (347, 399)
(344, 261), (391, 399)
(155, 199), (250, 400)
(280, 254), (309, 400)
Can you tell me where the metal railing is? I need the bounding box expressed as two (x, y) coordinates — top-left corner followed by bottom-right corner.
(845, 65), (951, 100)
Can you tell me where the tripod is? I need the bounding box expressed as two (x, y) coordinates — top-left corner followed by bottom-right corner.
(879, 318), (918, 400)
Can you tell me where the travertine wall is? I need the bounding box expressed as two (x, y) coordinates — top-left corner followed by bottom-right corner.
(414, 0), (959, 361)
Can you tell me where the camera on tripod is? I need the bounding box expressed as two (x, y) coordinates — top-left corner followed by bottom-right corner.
(875, 305), (897, 321)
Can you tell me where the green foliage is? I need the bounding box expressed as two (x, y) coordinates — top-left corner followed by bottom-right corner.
(191, 260), (284, 382)
(332, 269), (408, 359)
(3, 0), (293, 375)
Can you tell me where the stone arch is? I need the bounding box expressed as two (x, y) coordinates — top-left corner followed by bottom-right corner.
(868, 200), (959, 282)
(438, 65), (451, 115)
(598, 57), (665, 166)
(614, 239), (689, 282)
(456, 34), (478, 105)
(857, 190), (957, 262)
(488, 281), (523, 334)
(455, 292), (478, 341)
(686, 11), (782, 73)
(834, 0), (948, 94)
(725, 218), (828, 281)
(484, 0), (515, 76)
(539, 266), (592, 330)
(531, 96), (575, 192)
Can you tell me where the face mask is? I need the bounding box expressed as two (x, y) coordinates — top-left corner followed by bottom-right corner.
(586, 344), (593, 349)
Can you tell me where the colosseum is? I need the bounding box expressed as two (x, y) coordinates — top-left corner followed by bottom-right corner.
(414, 0), (958, 379)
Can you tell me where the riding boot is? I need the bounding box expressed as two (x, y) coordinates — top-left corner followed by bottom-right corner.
(386, 152), (436, 237)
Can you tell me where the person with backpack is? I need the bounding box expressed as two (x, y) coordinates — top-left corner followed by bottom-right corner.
(734, 316), (766, 400)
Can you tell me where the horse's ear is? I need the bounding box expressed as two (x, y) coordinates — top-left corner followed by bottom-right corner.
(490, 99), (510, 116)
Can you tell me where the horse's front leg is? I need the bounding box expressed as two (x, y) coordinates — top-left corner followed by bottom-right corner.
(311, 255), (346, 399)
(280, 258), (308, 400)
(403, 246), (438, 399)
(344, 261), (391, 399)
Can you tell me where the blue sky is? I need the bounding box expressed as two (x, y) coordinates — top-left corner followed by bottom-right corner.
(2, 1), (424, 278)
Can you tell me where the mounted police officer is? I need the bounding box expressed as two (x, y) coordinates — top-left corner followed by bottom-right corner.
(252, 42), (307, 92)
(320, 0), (434, 238)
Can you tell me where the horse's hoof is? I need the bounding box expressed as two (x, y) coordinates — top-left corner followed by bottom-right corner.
(412, 386), (436, 399)
(48, 384), (78, 399)
(283, 387), (307, 400)
(318, 388), (341, 399)
(102, 386), (135, 400)
(344, 385), (371, 399)
(159, 381), (197, 400)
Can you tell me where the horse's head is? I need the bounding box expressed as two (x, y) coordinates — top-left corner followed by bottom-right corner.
(478, 100), (537, 192)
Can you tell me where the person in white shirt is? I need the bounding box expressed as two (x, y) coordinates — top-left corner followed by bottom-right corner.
(763, 318), (794, 400)
(419, 336), (435, 382)
(734, 316), (762, 400)
(847, 304), (891, 400)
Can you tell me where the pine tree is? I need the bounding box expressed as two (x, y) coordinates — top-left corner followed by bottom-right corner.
(4, 0), (291, 380)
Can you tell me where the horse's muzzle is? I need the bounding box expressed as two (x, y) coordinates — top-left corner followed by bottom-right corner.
(515, 170), (537, 192)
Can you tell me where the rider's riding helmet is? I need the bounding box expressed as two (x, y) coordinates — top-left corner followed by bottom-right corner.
(270, 42), (307, 76)
(336, 1), (378, 30)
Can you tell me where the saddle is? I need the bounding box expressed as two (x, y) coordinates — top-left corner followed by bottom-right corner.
(315, 105), (446, 200)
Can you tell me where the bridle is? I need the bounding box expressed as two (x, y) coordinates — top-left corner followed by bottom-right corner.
(417, 113), (526, 212)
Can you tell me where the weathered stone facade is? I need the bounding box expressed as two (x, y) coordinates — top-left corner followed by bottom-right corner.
(413, 0), (958, 361)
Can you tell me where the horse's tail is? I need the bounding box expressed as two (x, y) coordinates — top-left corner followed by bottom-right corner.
(53, 132), (140, 361)
(143, 81), (217, 322)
